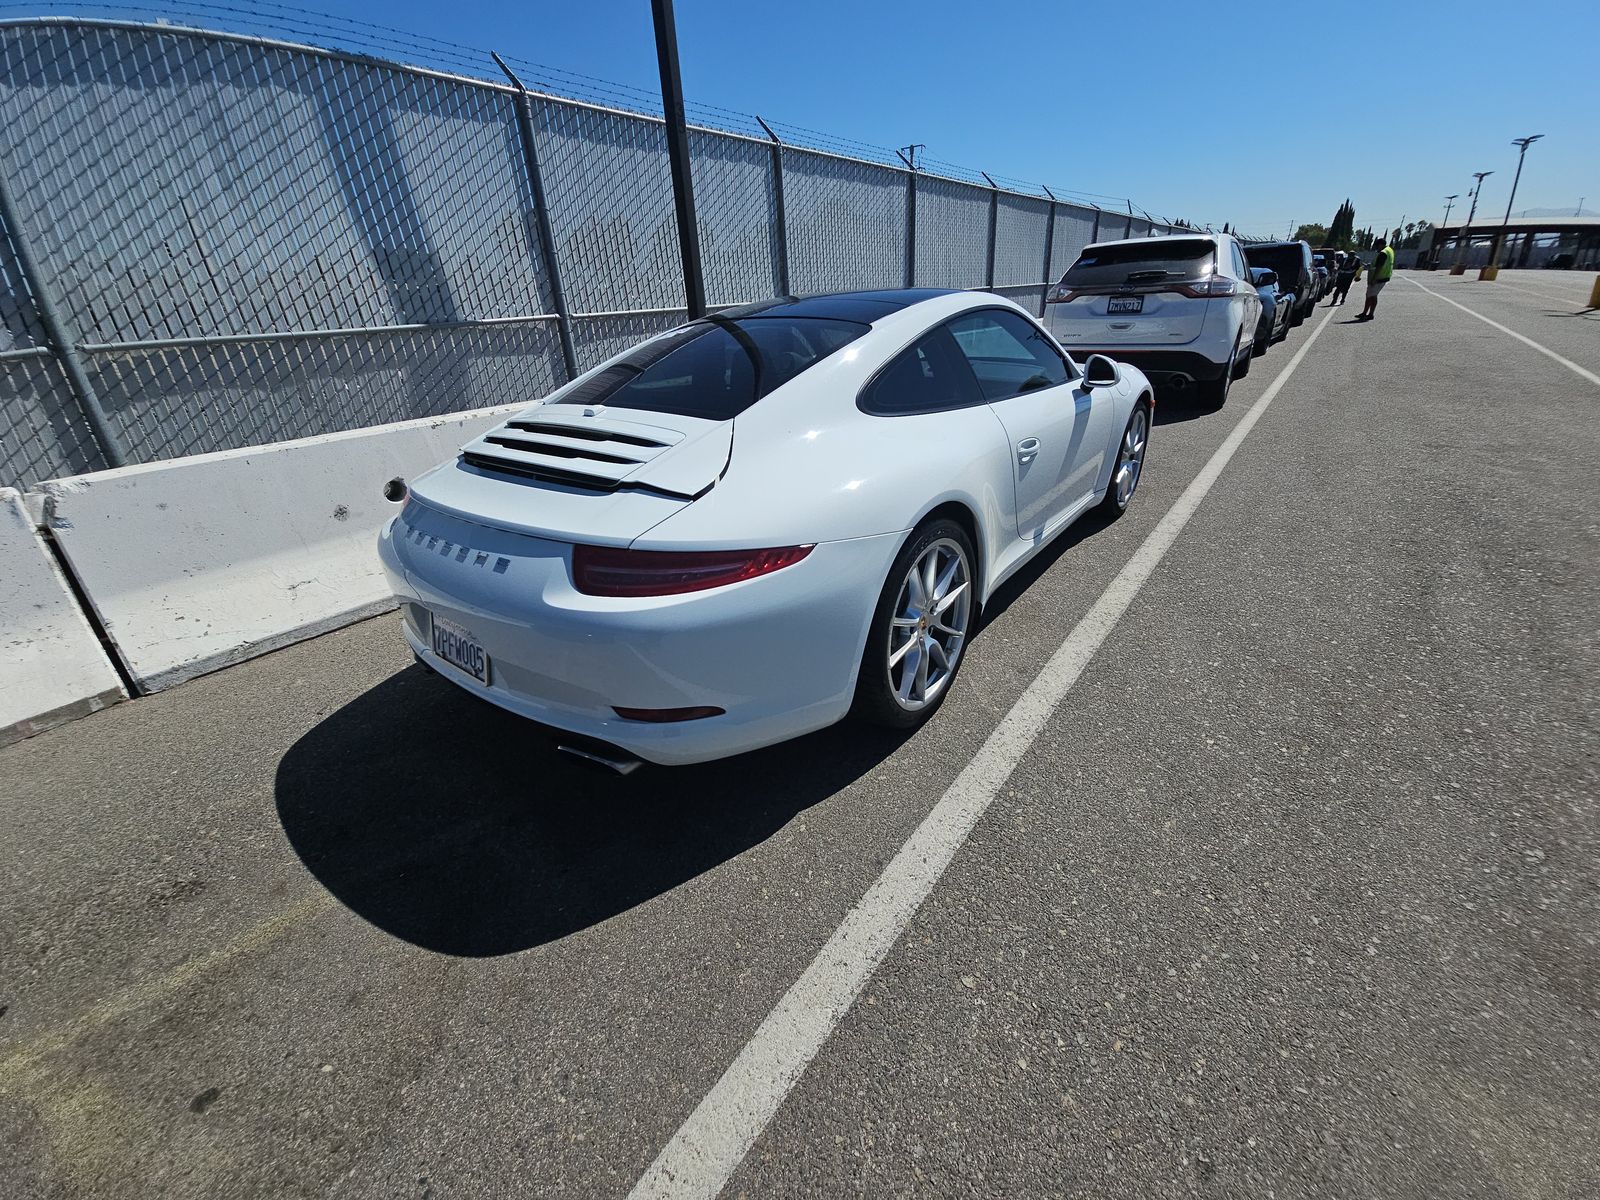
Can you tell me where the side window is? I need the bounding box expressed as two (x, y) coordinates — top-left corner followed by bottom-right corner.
(1230, 242), (1248, 280)
(858, 326), (985, 416)
(947, 309), (1071, 402)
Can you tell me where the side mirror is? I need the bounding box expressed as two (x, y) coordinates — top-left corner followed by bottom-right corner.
(1083, 354), (1120, 388)
(1257, 269), (1278, 287)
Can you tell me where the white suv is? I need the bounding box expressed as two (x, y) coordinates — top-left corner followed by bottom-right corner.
(1043, 233), (1262, 406)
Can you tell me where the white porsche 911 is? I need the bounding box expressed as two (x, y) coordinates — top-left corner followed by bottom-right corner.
(378, 288), (1152, 769)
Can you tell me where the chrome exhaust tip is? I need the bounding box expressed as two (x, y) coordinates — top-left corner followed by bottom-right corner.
(557, 743), (642, 775)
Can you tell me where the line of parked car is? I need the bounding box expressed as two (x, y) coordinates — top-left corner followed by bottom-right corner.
(1043, 232), (1325, 406)
(380, 228), (1329, 770)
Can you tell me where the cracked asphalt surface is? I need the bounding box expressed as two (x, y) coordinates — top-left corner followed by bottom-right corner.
(2, 270), (1597, 1198)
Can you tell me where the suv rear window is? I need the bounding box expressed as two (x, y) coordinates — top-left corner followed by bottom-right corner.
(1062, 239), (1216, 288)
(1245, 246), (1307, 282)
(557, 316), (867, 421)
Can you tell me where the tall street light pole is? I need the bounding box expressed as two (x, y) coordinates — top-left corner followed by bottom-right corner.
(651, 0), (705, 318)
(1437, 194), (1458, 267)
(1452, 172), (1493, 273)
(1489, 134), (1543, 273)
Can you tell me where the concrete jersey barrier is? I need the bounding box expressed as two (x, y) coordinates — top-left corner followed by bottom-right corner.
(1, 487), (127, 744)
(38, 405), (519, 693)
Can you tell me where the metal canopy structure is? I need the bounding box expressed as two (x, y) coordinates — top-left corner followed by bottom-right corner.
(1424, 215), (1600, 270)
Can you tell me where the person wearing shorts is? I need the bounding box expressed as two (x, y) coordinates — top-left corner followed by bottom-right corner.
(1359, 239), (1395, 321)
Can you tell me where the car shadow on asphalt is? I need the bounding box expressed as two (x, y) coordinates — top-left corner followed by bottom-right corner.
(274, 664), (909, 956)
(976, 509), (1113, 628)
(1150, 390), (1224, 426)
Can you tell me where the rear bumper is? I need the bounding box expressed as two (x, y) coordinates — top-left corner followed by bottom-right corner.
(378, 502), (900, 765)
(1071, 349), (1229, 381)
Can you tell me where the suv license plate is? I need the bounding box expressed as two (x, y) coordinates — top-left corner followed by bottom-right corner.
(1107, 295), (1144, 314)
(431, 614), (490, 683)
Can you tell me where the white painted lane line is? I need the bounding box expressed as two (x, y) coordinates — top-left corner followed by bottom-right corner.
(626, 306), (1340, 1200)
(1464, 278), (1593, 307)
(1406, 277), (1600, 388)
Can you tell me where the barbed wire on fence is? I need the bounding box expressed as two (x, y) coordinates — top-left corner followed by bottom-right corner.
(0, 7), (1259, 489)
(0, 0), (1188, 214)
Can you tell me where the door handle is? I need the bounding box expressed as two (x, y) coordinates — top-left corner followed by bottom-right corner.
(1016, 437), (1041, 464)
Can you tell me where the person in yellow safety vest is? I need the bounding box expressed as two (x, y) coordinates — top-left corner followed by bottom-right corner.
(1358, 238), (1396, 321)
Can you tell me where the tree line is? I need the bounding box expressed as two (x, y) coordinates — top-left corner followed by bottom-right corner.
(1293, 200), (1432, 250)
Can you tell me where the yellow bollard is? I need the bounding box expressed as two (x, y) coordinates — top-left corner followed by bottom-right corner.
(1449, 264), (1466, 275)
(1590, 275), (1600, 309)
(1478, 266), (1499, 280)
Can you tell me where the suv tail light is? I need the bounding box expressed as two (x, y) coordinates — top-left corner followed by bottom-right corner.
(1175, 277), (1238, 298)
(1046, 286), (1079, 304)
(573, 544), (814, 597)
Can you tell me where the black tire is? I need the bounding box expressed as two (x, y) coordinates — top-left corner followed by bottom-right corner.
(1290, 301), (1307, 327)
(1252, 332), (1268, 357)
(852, 518), (977, 730)
(1097, 401), (1150, 520)
(1197, 336), (1237, 407)
(1233, 344), (1252, 378)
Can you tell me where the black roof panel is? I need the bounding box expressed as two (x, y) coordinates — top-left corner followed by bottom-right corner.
(719, 289), (958, 324)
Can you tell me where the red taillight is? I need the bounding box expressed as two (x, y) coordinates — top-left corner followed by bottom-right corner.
(1175, 277), (1238, 298)
(1046, 287), (1080, 304)
(572, 544), (815, 597)
(612, 705), (725, 722)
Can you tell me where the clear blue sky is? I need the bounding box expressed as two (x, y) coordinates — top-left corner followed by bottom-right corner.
(163, 0), (1600, 235)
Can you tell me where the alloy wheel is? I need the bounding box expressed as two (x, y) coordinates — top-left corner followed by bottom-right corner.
(886, 538), (972, 711)
(1113, 408), (1148, 507)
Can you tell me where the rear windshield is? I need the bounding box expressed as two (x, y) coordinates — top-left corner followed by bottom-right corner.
(1062, 239), (1216, 287)
(1245, 246), (1305, 280)
(557, 316), (867, 421)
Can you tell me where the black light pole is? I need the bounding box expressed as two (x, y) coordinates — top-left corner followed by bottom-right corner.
(1434, 194), (1458, 268)
(1452, 172), (1493, 273)
(651, 0), (705, 318)
(1490, 134), (1543, 272)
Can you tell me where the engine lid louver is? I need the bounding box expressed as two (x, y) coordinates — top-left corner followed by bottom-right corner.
(458, 409), (724, 500)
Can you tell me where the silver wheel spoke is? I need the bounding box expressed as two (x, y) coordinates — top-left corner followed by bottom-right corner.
(933, 580), (969, 615)
(895, 648), (918, 700)
(889, 633), (918, 667)
(906, 569), (928, 612)
(931, 556), (960, 602)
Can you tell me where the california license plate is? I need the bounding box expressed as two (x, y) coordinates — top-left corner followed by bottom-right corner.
(431, 614), (490, 683)
(1107, 295), (1144, 314)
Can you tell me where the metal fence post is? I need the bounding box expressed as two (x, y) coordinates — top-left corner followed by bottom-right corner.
(1090, 204), (1102, 244)
(1124, 201), (1134, 240)
(1040, 186), (1057, 317)
(755, 116), (789, 296)
(492, 53), (578, 382)
(981, 173), (999, 291)
(0, 171), (127, 469)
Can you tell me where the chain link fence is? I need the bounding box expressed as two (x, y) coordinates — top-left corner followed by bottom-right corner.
(0, 16), (1211, 490)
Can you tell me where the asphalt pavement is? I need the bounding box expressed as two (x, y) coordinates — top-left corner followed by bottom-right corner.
(3, 270), (1597, 1199)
